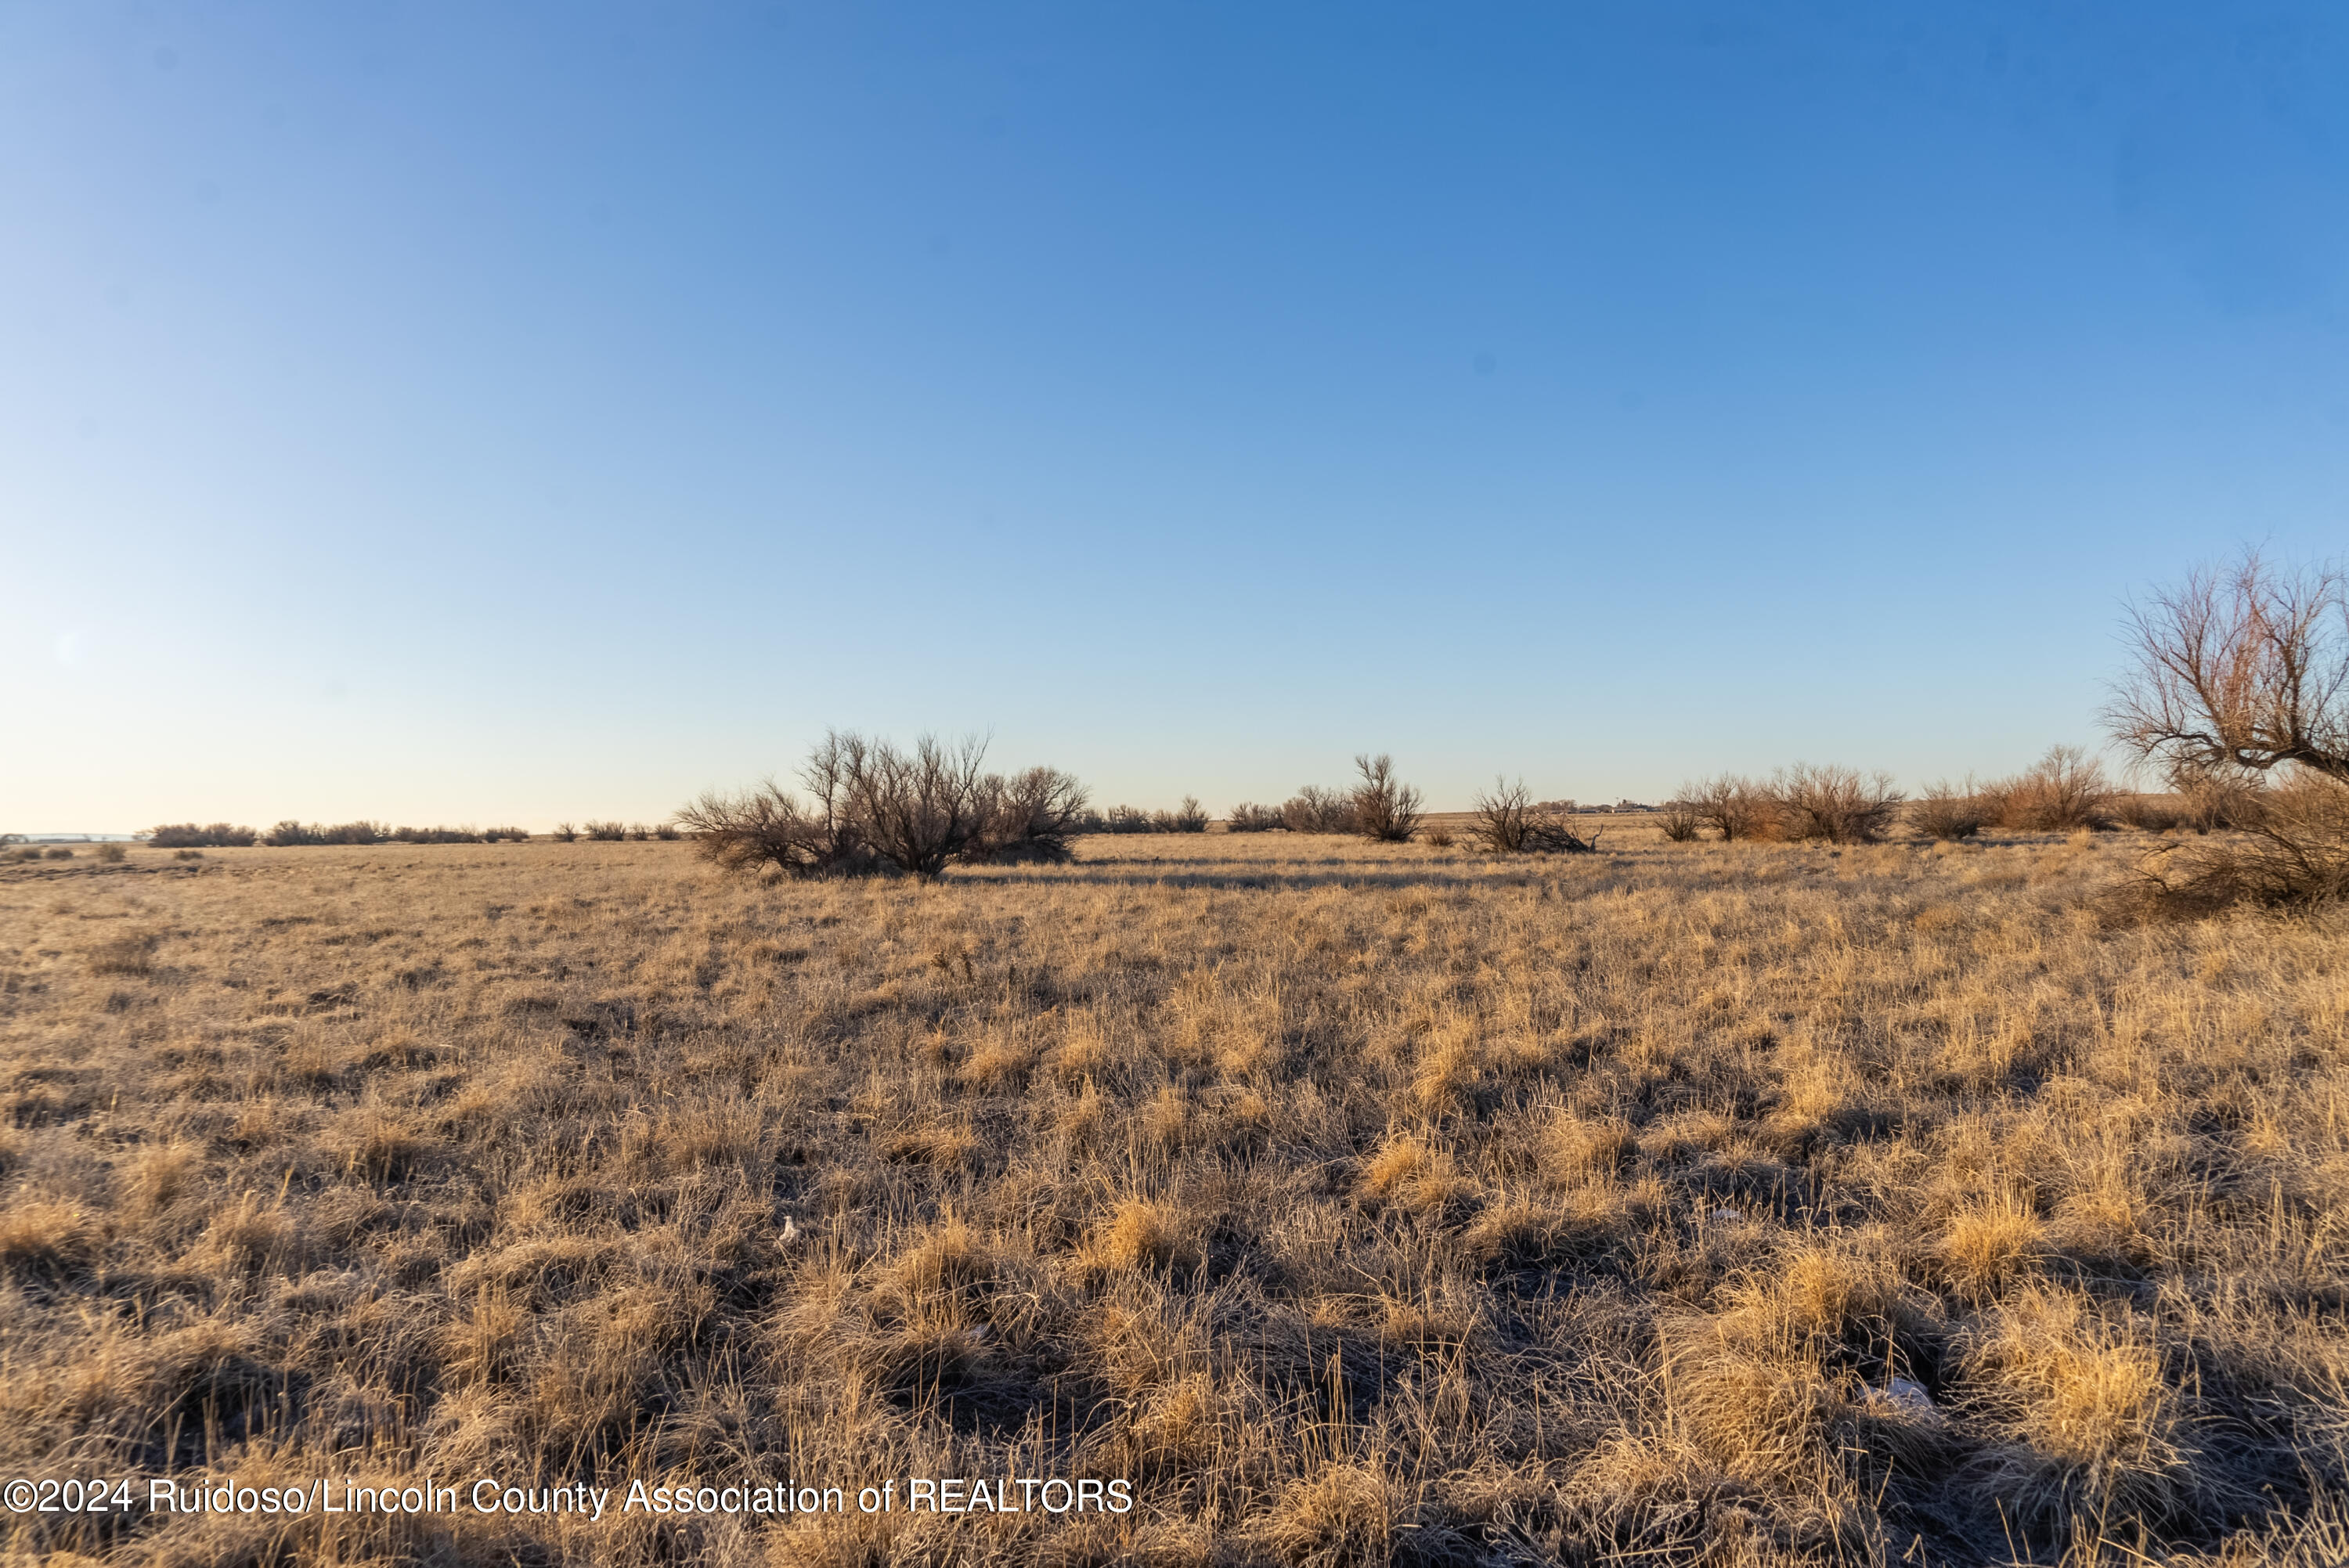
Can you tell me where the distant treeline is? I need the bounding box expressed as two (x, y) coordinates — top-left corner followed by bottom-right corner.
(145, 822), (535, 847)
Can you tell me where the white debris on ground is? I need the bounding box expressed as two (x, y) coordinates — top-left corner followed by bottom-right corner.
(1871, 1376), (1942, 1422)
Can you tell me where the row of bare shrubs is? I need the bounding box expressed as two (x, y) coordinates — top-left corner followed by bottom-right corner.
(1078, 798), (1207, 834)
(553, 821), (679, 842)
(145, 823), (258, 848)
(254, 822), (535, 845)
(1908, 746), (2124, 839)
(678, 732), (1088, 879)
(1658, 747), (2138, 846)
(147, 822), (544, 848)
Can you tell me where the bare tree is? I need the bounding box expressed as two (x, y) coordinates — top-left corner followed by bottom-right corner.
(2111, 551), (2349, 785)
(2107, 552), (2349, 914)
(1351, 753), (1424, 842)
(1657, 799), (1701, 842)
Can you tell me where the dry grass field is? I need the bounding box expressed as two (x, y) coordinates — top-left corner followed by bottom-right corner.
(5, 827), (2348, 1566)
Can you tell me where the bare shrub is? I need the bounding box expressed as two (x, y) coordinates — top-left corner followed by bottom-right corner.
(683, 734), (1082, 880)
(1911, 780), (1988, 841)
(1995, 745), (2116, 831)
(44, 847), (73, 860)
(583, 820), (628, 842)
(1470, 777), (1597, 853)
(1166, 796), (1208, 834)
(1225, 802), (1284, 833)
(1349, 754), (1423, 842)
(1683, 773), (1776, 842)
(95, 842), (126, 863)
(1280, 786), (1355, 835)
(651, 823), (680, 842)
(677, 777), (874, 880)
(2114, 777), (2349, 920)
(389, 826), (484, 844)
(852, 735), (994, 878)
(482, 826), (532, 842)
(146, 824), (257, 849)
(968, 766), (1091, 863)
(551, 823), (579, 842)
(1658, 800), (1701, 842)
(1763, 764), (1903, 844)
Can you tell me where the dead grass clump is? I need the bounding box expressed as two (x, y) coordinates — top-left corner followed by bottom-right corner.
(1543, 1113), (1637, 1181)
(87, 930), (159, 975)
(1093, 1197), (1202, 1274)
(125, 1140), (203, 1217)
(327, 1105), (441, 1183)
(1956, 1288), (2201, 1531)
(1726, 1240), (1914, 1357)
(1665, 1321), (1856, 1487)
(1256, 1464), (1401, 1567)
(884, 1216), (995, 1302)
(1933, 1191), (2048, 1301)
(1123, 1372), (1221, 1477)
(1359, 1130), (1469, 1216)
(958, 1033), (1034, 1092)
(191, 1192), (300, 1275)
(0, 1199), (102, 1284)
(880, 1123), (978, 1170)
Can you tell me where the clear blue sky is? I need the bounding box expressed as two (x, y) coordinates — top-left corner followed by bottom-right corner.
(6, 4), (2346, 831)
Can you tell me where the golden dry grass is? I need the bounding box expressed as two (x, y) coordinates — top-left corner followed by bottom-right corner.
(3, 829), (2347, 1565)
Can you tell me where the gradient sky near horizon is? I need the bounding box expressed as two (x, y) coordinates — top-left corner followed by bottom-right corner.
(6, 3), (2348, 831)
